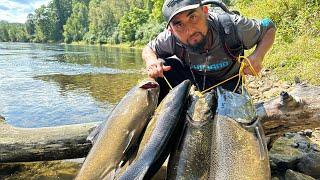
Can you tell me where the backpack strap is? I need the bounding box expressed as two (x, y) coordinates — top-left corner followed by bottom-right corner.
(216, 13), (244, 60)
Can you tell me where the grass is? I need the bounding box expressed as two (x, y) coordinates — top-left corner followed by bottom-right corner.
(235, 0), (320, 85)
(264, 35), (320, 85)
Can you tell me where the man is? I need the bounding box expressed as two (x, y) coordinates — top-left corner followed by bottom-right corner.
(143, 0), (276, 100)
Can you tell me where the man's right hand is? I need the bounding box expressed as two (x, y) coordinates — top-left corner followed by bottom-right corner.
(146, 58), (171, 78)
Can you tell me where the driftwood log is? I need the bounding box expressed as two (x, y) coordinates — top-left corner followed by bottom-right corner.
(0, 84), (319, 163)
(257, 84), (320, 136)
(0, 118), (97, 163)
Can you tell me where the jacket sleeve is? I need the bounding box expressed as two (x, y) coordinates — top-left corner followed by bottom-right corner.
(147, 29), (176, 58)
(230, 14), (276, 49)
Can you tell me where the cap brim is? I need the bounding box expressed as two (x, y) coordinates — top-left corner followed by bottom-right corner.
(166, 4), (200, 27)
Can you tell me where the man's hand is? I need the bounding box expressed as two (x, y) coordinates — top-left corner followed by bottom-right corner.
(146, 58), (171, 78)
(243, 54), (263, 76)
(142, 46), (172, 78)
(243, 27), (276, 76)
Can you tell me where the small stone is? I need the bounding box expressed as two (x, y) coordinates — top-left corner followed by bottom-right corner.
(296, 141), (309, 150)
(294, 76), (301, 84)
(260, 86), (272, 92)
(311, 144), (320, 152)
(285, 132), (296, 138)
(285, 169), (316, 180)
(304, 129), (313, 138)
(283, 84), (291, 89)
(291, 143), (299, 148)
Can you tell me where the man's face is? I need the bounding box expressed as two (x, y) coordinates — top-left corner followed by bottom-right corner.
(169, 7), (209, 49)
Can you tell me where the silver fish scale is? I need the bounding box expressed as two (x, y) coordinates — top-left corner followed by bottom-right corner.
(210, 116), (271, 180)
(167, 86), (216, 180)
(209, 87), (271, 180)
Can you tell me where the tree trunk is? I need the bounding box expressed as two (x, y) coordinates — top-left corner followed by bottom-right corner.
(0, 116), (97, 163)
(0, 84), (319, 163)
(257, 84), (320, 136)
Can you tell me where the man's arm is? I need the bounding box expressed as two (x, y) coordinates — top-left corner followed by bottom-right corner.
(244, 27), (276, 75)
(142, 45), (172, 79)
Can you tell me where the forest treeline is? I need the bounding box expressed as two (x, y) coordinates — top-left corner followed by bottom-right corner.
(0, 0), (166, 45)
(0, 0), (319, 46)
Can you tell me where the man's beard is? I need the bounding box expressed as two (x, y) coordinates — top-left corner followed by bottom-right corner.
(187, 32), (207, 52)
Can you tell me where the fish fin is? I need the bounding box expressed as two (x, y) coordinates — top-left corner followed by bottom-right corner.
(86, 122), (105, 144)
(123, 130), (136, 154)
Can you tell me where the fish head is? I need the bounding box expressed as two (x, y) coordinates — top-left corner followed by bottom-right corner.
(139, 78), (160, 107)
(216, 86), (257, 124)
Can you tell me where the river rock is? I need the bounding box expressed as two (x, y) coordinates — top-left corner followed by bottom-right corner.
(269, 133), (319, 174)
(297, 153), (320, 178)
(285, 169), (315, 180)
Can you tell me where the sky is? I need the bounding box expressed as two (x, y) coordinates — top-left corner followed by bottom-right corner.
(0, 0), (50, 23)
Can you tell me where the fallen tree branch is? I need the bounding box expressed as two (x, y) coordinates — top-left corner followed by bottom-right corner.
(257, 84), (320, 136)
(0, 116), (98, 163)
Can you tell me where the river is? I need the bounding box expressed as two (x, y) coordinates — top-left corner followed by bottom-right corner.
(0, 42), (146, 128)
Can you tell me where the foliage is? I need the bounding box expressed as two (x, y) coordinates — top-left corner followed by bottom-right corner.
(149, 0), (164, 22)
(117, 7), (149, 43)
(63, 2), (88, 43)
(135, 20), (166, 45)
(33, 4), (58, 42)
(236, 0), (320, 85)
(51, 0), (73, 41)
(265, 35), (320, 84)
(0, 21), (28, 42)
(84, 0), (115, 44)
(25, 14), (35, 36)
(236, 0), (320, 42)
(1, 0), (160, 44)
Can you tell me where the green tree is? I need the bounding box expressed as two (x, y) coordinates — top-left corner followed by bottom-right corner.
(51, 0), (73, 41)
(135, 20), (166, 45)
(85, 0), (150, 44)
(0, 22), (10, 42)
(149, 0), (164, 22)
(63, 2), (89, 43)
(34, 5), (58, 42)
(25, 14), (35, 36)
(118, 7), (149, 42)
(85, 0), (113, 43)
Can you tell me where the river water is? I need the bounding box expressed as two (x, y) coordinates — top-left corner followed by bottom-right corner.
(0, 42), (146, 128)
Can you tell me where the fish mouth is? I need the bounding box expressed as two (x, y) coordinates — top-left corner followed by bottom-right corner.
(140, 82), (159, 89)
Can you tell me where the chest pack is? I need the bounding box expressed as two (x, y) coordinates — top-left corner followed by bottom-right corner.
(174, 0), (244, 61)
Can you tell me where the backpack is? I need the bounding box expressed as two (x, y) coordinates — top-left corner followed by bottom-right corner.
(210, 8), (244, 59)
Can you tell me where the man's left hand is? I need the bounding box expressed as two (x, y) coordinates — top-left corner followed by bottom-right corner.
(243, 54), (263, 76)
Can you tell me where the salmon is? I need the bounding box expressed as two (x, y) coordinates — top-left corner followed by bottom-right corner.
(117, 80), (191, 180)
(75, 79), (159, 180)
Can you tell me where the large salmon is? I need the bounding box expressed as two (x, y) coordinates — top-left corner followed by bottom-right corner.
(168, 86), (271, 180)
(167, 86), (216, 179)
(75, 79), (159, 180)
(117, 80), (191, 180)
(209, 87), (271, 179)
